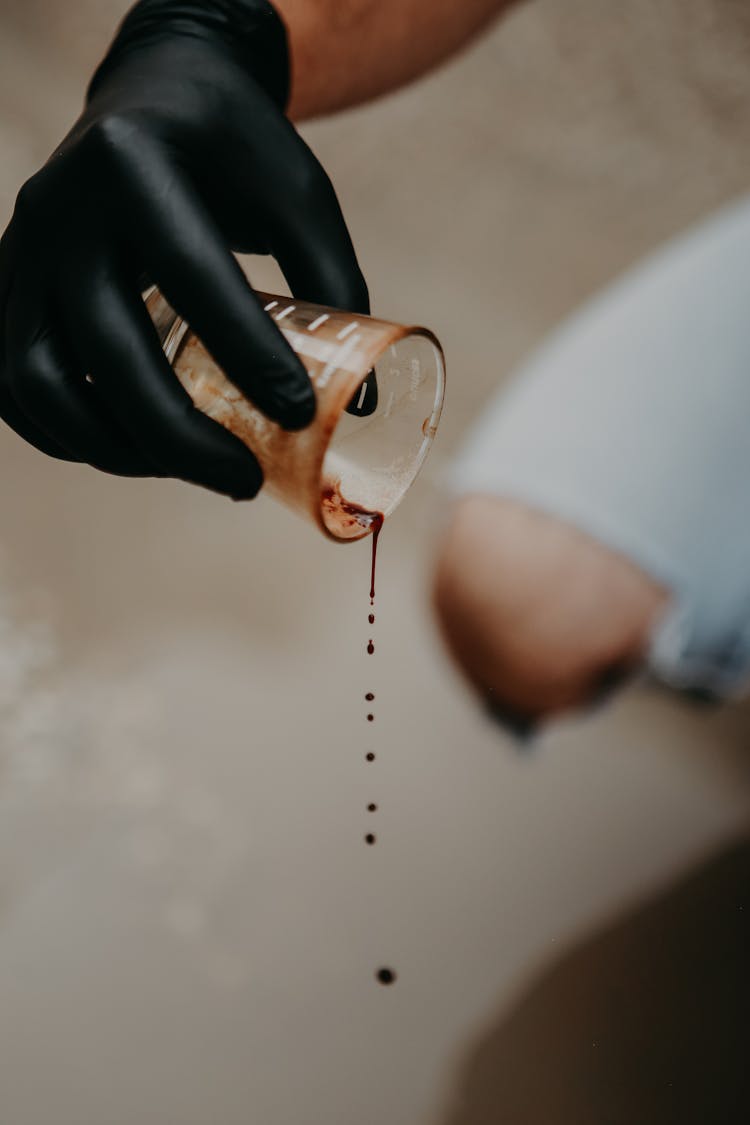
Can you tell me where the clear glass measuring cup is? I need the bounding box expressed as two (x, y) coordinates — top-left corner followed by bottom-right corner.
(146, 289), (446, 541)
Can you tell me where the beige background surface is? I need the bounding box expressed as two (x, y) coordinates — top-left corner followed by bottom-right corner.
(1, 2), (750, 1123)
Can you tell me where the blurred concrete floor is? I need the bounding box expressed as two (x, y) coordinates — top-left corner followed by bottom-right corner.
(1, 2), (750, 1123)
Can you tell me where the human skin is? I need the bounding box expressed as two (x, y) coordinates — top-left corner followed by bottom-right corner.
(433, 497), (669, 731)
(6, 0), (663, 721)
(272, 0), (667, 727)
(275, 0), (512, 119)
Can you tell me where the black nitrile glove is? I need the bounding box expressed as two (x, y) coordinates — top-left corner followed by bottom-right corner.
(0, 0), (369, 499)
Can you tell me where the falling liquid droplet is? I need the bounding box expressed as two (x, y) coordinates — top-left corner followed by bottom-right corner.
(376, 968), (396, 985)
(369, 514), (383, 603)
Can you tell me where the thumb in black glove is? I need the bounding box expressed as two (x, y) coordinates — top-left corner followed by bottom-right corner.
(0, 0), (369, 499)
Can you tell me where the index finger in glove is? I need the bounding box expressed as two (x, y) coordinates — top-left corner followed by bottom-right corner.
(224, 119), (374, 416)
(229, 116), (370, 316)
(58, 247), (264, 499)
(115, 133), (316, 431)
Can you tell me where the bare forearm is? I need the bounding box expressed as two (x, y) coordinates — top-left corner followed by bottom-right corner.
(275, 0), (513, 120)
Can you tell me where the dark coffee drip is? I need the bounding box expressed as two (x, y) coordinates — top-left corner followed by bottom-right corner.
(369, 513), (383, 604)
(340, 507), (393, 984)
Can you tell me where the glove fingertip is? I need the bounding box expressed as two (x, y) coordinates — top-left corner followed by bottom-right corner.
(278, 385), (316, 431)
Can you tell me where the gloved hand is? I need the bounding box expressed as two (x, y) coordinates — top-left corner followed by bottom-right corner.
(0, 0), (369, 499)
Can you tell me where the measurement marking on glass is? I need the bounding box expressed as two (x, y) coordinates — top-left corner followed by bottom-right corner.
(385, 390), (396, 418)
(337, 321), (359, 341)
(264, 300), (278, 312)
(319, 334), (361, 389)
(283, 330), (303, 353)
(409, 357), (422, 400)
(275, 305), (295, 322)
(356, 382), (368, 410)
(307, 313), (330, 332)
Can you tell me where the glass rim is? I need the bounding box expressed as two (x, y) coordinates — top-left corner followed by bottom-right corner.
(318, 326), (446, 542)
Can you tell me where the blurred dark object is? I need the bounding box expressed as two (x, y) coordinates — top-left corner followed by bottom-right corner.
(442, 837), (750, 1124)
